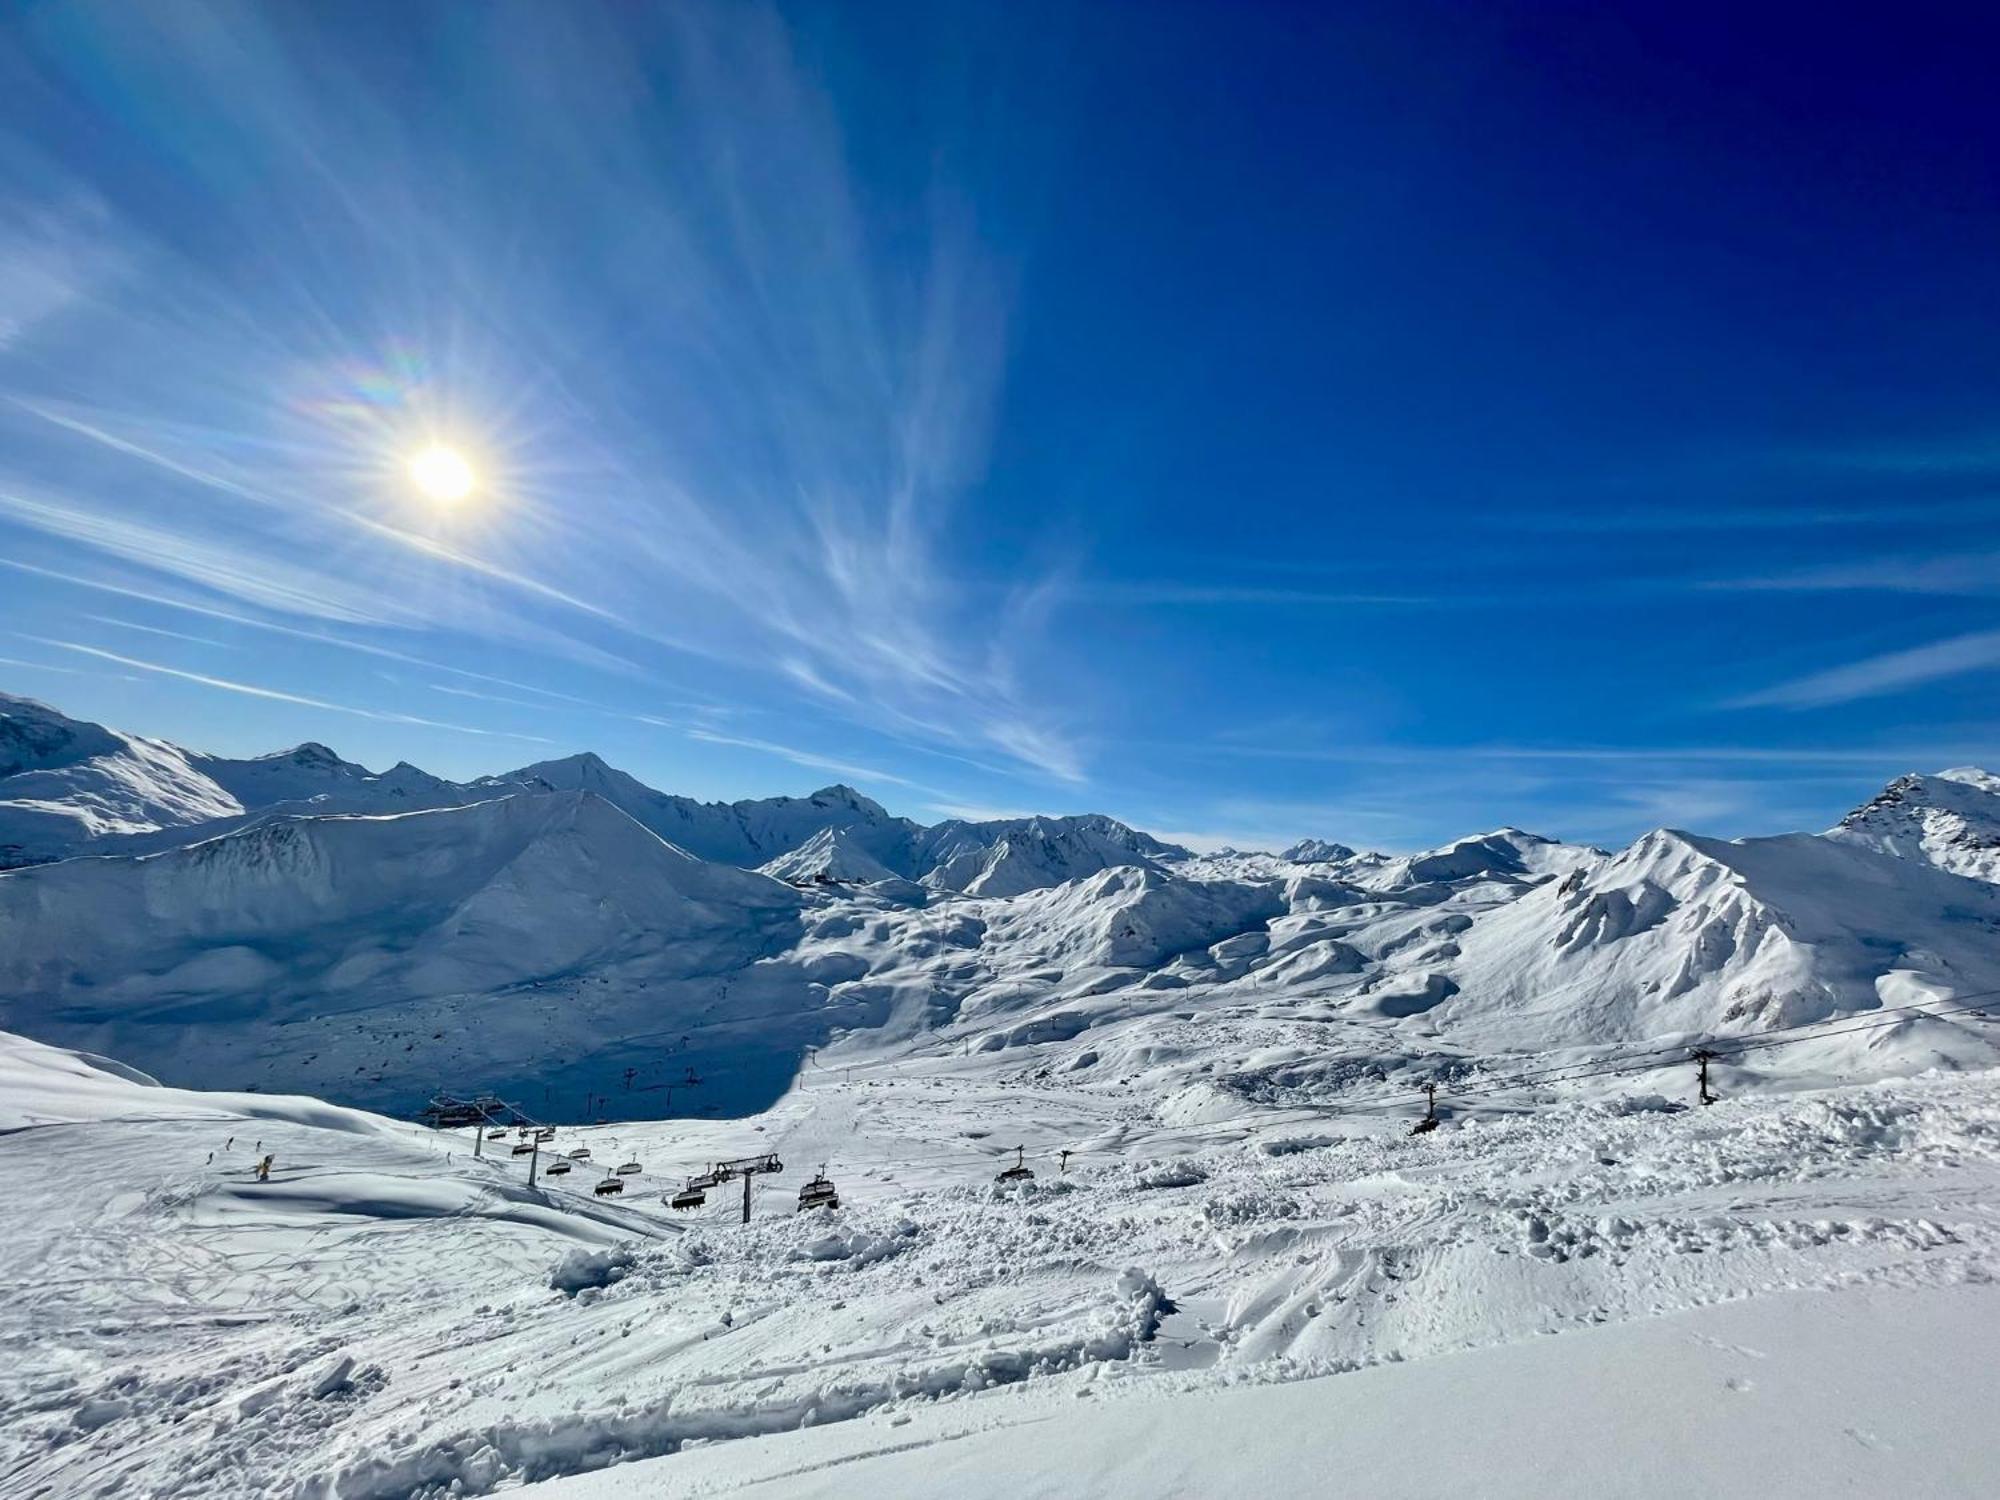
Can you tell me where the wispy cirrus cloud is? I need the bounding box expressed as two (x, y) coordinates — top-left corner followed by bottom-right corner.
(27, 637), (556, 742)
(683, 728), (929, 793)
(1081, 581), (1437, 607)
(0, 487), (413, 625)
(1726, 630), (2000, 710)
(82, 613), (236, 649)
(0, 189), (126, 349)
(0, 3), (1083, 790)
(1705, 552), (2000, 597)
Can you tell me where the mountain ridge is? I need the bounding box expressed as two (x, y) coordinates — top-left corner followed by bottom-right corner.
(5, 688), (1999, 1121)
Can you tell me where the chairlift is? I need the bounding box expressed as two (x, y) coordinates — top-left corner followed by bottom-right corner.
(617, 1160), (643, 1176)
(544, 1159), (572, 1176)
(797, 1173), (840, 1212)
(670, 1185), (706, 1210)
(567, 1147), (591, 1161)
(688, 1169), (720, 1190)
(510, 1141), (536, 1156)
(534, 1127), (556, 1142)
(486, 1127), (511, 1140)
(594, 1175), (625, 1197)
(996, 1146), (1035, 1184)
(517, 1127), (531, 1140)
(1411, 1081), (1441, 1135)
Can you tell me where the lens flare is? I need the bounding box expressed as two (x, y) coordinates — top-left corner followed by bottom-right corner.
(409, 444), (475, 503)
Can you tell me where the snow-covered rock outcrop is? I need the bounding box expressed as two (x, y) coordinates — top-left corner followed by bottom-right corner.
(1830, 768), (2000, 885)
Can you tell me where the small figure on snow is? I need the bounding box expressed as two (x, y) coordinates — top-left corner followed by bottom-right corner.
(256, 1154), (274, 1182)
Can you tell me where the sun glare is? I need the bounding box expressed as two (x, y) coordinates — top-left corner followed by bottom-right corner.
(409, 444), (476, 504)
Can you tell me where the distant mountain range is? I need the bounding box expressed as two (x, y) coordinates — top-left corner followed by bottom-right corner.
(0, 691), (1187, 894)
(3, 688), (1996, 1121)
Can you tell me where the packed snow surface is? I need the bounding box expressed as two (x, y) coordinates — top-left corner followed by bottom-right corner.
(4, 1027), (1999, 1498)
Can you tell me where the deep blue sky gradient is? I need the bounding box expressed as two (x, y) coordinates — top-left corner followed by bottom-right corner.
(0, 1), (1995, 849)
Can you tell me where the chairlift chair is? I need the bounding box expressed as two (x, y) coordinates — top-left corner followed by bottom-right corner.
(511, 1141), (536, 1156)
(996, 1146), (1035, 1184)
(1411, 1081), (1441, 1135)
(594, 1175), (625, 1197)
(567, 1147), (591, 1161)
(670, 1186), (706, 1210)
(486, 1127), (511, 1140)
(688, 1169), (719, 1190)
(534, 1127), (556, 1142)
(797, 1173), (840, 1212)
(544, 1159), (572, 1176)
(617, 1160), (643, 1176)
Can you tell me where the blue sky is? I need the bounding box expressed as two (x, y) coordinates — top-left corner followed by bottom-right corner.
(0, 0), (1995, 852)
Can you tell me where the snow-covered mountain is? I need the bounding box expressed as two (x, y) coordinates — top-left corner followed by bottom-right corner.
(492, 753), (1190, 894)
(9, 705), (2000, 1499)
(491, 754), (919, 868)
(1441, 825), (2000, 1048)
(911, 812), (1187, 897)
(1830, 767), (2000, 884)
(0, 791), (812, 1108)
(1, 697), (1186, 896)
(4, 689), (1999, 1123)
(1280, 837), (1358, 863)
(0, 693), (242, 865)
(0, 693), (506, 867)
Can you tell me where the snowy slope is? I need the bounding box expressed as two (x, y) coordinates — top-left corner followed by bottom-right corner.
(757, 825), (906, 886)
(0, 692), (244, 866)
(536, 1283), (2000, 1500)
(1441, 826), (2000, 1048)
(6, 1022), (2000, 1499)
(0, 792), (812, 1112)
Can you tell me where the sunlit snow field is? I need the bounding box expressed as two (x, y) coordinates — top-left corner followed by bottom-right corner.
(7, 1026), (1999, 1498)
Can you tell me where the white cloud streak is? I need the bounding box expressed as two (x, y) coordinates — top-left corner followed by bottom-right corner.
(1727, 631), (2000, 710)
(684, 727), (925, 792)
(27, 637), (556, 742)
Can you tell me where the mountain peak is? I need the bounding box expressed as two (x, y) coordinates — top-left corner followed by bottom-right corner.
(263, 742), (351, 770)
(805, 783), (889, 816)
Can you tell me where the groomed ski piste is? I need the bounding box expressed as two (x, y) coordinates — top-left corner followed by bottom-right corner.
(7, 1014), (2000, 1499)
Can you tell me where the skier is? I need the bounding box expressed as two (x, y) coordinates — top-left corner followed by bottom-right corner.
(256, 1154), (274, 1182)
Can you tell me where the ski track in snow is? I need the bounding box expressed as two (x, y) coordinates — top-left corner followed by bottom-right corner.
(5, 1029), (1999, 1499)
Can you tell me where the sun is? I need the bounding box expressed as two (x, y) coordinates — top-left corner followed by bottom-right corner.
(408, 444), (476, 504)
